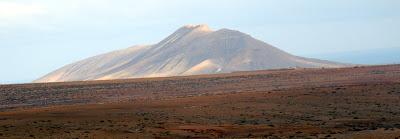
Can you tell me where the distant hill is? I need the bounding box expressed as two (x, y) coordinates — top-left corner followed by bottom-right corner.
(35, 24), (348, 82)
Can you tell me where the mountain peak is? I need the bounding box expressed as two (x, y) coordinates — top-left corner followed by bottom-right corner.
(34, 25), (348, 83)
(181, 24), (212, 32)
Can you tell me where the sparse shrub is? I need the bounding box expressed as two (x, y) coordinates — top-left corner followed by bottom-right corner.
(370, 70), (385, 74)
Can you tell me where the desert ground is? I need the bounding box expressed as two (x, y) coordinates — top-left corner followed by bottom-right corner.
(1, 65), (400, 139)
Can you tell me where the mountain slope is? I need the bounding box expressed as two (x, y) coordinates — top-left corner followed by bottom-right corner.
(35, 24), (347, 83)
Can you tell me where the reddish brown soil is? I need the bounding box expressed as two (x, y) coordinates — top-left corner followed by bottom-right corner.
(0, 65), (400, 138)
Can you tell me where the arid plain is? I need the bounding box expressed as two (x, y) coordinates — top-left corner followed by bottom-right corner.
(1, 65), (400, 138)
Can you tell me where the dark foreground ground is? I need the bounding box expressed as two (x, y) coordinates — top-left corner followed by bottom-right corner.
(0, 65), (400, 139)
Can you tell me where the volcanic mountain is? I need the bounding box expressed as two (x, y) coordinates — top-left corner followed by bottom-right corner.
(35, 24), (347, 82)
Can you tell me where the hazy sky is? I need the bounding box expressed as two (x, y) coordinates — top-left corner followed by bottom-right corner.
(1, 0), (400, 83)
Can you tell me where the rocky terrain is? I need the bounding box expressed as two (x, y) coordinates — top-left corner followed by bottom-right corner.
(1, 64), (400, 138)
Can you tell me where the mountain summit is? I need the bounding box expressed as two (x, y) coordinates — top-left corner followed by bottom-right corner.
(35, 24), (348, 82)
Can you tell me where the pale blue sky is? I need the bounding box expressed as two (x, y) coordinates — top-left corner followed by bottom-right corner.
(1, 0), (400, 83)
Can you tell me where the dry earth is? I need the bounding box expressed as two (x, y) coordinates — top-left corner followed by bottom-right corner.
(1, 65), (400, 138)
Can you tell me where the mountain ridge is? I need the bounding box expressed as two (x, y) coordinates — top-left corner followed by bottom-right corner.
(35, 24), (348, 83)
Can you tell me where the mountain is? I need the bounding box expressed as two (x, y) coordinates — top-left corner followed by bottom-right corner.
(34, 24), (348, 83)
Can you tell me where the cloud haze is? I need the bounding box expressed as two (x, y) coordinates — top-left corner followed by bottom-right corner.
(0, 2), (47, 26)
